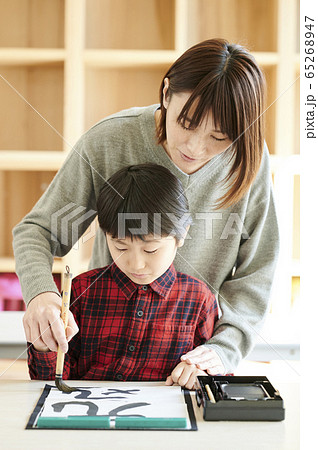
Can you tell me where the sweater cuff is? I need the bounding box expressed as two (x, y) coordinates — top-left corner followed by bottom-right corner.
(203, 337), (243, 373)
(26, 283), (61, 306)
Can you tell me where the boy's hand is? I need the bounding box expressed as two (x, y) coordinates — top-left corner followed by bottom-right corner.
(165, 362), (207, 390)
(180, 345), (226, 375)
(23, 292), (79, 353)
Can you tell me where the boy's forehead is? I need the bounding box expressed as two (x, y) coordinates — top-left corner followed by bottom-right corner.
(110, 234), (174, 244)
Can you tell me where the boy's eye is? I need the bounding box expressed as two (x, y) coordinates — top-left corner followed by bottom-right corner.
(144, 249), (158, 254)
(115, 247), (127, 252)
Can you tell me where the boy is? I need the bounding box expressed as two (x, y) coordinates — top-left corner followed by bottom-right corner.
(28, 163), (218, 389)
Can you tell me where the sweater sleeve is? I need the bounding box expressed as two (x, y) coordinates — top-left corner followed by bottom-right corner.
(194, 288), (218, 347)
(205, 147), (280, 372)
(12, 137), (98, 304)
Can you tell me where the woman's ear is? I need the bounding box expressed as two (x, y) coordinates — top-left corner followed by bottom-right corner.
(162, 77), (170, 109)
(177, 238), (185, 248)
(177, 225), (190, 248)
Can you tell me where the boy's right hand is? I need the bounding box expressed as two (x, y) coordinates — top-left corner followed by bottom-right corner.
(23, 292), (79, 353)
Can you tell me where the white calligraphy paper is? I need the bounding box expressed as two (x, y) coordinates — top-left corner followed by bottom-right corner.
(39, 385), (189, 423)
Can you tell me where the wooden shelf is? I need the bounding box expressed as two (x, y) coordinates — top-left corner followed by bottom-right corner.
(84, 49), (178, 68)
(83, 50), (280, 69)
(0, 258), (16, 273)
(252, 52), (278, 66)
(0, 130), (281, 180)
(0, 150), (66, 171)
(0, 257), (66, 274)
(0, 48), (65, 65)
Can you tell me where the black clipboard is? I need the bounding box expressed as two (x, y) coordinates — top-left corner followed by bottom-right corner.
(26, 384), (197, 431)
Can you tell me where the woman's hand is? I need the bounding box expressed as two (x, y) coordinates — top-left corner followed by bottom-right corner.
(23, 292), (79, 353)
(180, 345), (226, 375)
(165, 362), (207, 390)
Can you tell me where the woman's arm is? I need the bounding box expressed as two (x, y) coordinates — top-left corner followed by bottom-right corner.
(14, 137), (98, 351)
(180, 146), (279, 374)
(206, 150), (279, 372)
(13, 138), (98, 304)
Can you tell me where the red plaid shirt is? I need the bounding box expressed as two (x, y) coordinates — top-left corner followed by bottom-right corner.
(28, 263), (218, 381)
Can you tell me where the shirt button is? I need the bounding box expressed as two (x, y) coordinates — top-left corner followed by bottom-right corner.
(129, 345), (135, 352)
(142, 285), (148, 291)
(116, 373), (123, 380)
(137, 310), (143, 317)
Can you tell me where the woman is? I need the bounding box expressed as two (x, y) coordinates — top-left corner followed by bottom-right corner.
(13, 39), (279, 381)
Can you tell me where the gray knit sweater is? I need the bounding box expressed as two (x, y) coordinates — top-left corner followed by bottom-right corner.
(13, 104), (279, 372)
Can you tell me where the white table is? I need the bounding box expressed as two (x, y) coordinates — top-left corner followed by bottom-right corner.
(0, 379), (299, 450)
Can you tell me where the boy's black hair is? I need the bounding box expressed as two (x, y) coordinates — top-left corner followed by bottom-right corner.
(97, 163), (192, 241)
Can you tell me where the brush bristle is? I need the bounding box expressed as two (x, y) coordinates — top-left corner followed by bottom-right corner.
(55, 375), (77, 393)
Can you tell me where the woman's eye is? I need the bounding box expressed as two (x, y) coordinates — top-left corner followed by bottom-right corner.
(180, 122), (192, 131)
(211, 135), (226, 142)
(144, 249), (158, 254)
(115, 247), (127, 252)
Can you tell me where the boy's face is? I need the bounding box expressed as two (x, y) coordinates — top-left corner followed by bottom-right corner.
(106, 233), (183, 285)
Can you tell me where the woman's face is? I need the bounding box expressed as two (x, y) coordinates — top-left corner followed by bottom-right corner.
(160, 81), (233, 174)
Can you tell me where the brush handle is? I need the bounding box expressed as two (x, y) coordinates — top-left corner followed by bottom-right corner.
(56, 348), (65, 376)
(56, 269), (72, 376)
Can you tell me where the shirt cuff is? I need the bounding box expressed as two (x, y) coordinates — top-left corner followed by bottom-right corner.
(29, 344), (57, 364)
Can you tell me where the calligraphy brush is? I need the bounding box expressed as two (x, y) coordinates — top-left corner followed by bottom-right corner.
(55, 266), (77, 393)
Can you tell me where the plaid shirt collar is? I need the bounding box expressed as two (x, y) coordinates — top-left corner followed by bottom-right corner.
(110, 262), (177, 300)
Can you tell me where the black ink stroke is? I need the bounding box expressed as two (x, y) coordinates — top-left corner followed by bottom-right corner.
(108, 402), (150, 417)
(52, 401), (98, 416)
(73, 388), (140, 400)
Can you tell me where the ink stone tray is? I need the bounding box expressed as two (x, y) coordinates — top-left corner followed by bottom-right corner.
(196, 375), (285, 421)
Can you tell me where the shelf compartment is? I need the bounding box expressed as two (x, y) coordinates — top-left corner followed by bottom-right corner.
(85, 0), (175, 50)
(0, 171), (57, 258)
(0, 64), (64, 151)
(186, 0), (278, 53)
(85, 65), (169, 129)
(0, 0), (65, 48)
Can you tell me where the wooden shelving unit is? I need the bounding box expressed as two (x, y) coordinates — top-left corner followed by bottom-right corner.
(0, 0), (300, 351)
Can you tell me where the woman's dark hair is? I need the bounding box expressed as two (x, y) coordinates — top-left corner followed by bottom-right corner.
(157, 38), (266, 209)
(97, 163), (192, 241)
